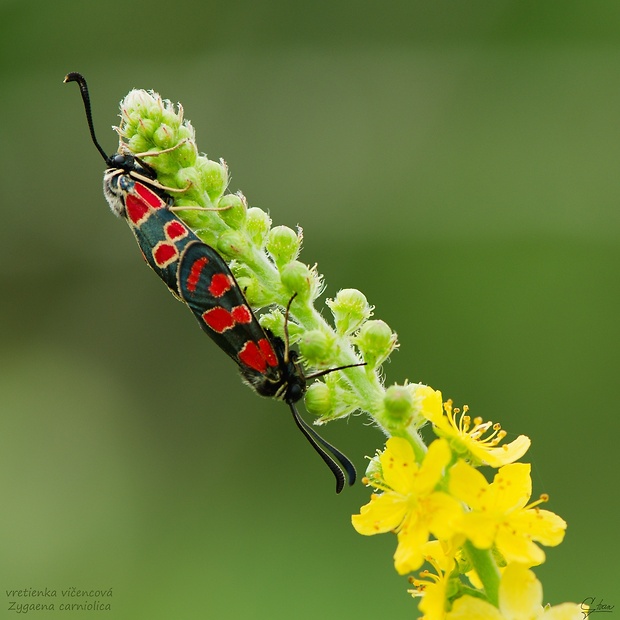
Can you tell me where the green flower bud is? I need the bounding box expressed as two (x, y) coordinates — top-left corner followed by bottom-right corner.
(383, 384), (414, 428)
(137, 117), (158, 139)
(161, 105), (181, 129)
(258, 310), (285, 334)
(354, 319), (398, 368)
(245, 207), (272, 247)
(152, 124), (176, 149)
(144, 149), (187, 178)
(174, 166), (205, 198)
(121, 89), (162, 127)
(364, 452), (383, 482)
(266, 225), (300, 268)
(177, 122), (195, 143)
(196, 157), (228, 203)
(298, 329), (335, 366)
(177, 141), (198, 169)
(125, 134), (151, 155)
(235, 276), (271, 307)
(304, 382), (332, 417)
(217, 230), (249, 260)
(306, 380), (360, 422)
(217, 193), (247, 229)
(327, 289), (372, 336)
(280, 261), (314, 301)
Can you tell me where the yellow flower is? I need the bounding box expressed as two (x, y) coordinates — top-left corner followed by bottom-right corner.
(352, 438), (463, 574)
(408, 540), (462, 620)
(409, 556), (452, 620)
(449, 461), (566, 565)
(421, 393), (530, 468)
(446, 563), (584, 619)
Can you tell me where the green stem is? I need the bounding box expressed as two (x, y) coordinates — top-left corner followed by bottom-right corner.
(463, 541), (500, 607)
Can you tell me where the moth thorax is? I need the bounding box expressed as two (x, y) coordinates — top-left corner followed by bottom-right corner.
(284, 375), (306, 404)
(103, 169), (132, 218)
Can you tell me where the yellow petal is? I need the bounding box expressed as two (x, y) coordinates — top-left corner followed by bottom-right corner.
(351, 493), (407, 535)
(419, 539), (454, 572)
(474, 434), (531, 468)
(394, 513), (429, 574)
(418, 573), (449, 618)
(416, 439), (451, 495)
(416, 386), (444, 425)
(446, 595), (504, 620)
(544, 603), (586, 620)
(449, 460), (490, 510)
(496, 524), (546, 565)
(511, 508), (567, 547)
(489, 463), (532, 513)
(424, 491), (464, 540)
(380, 437), (417, 494)
(499, 563), (543, 617)
(459, 512), (498, 549)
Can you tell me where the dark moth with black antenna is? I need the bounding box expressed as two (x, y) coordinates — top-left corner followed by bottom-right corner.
(64, 72), (361, 492)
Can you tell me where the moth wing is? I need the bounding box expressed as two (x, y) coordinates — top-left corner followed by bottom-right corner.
(177, 241), (277, 374)
(123, 183), (186, 296)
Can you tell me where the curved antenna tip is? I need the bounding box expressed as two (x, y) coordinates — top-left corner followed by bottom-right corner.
(63, 71), (84, 85)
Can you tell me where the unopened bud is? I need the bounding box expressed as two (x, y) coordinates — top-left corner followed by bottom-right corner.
(298, 329), (335, 366)
(236, 276), (270, 307)
(218, 230), (249, 260)
(281, 261), (314, 301)
(152, 124), (176, 149)
(327, 289), (372, 336)
(197, 157), (228, 203)
(217, 194), (247, 229)
(304, 382), (332, 417)
(266, 226), (300, 268)
(354, 320), (397, 368)
(384, 385), (414, 427)
(245, 207), (272, 247)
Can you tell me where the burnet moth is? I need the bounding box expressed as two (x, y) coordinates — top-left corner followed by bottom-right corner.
(64, 72), (358, 492)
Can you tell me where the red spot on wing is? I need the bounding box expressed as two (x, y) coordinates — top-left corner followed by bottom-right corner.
(202, 307), (234, 333)
(231, 305), (252, 324)
(209, 273), (234, 298)
(135, 182), (165, 209)
(186, 256), (209, 293)
(201, 304), (258, 334)
(125, 194), (150, 225)
(153, 242), (178, 267)
(238, 341), (268, 373)
(238, 338), (278, 373)
(165, 220), (188, 240)
(258, 338), (278, 367)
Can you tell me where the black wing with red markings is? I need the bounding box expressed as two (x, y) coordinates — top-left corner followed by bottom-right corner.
(177, 241), (282, 380)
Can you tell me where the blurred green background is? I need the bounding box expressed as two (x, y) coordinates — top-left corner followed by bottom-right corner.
(1, 1), (618, 617)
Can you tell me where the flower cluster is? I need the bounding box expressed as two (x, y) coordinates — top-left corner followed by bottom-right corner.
(115, 86), (581, 619)
(353, 396), (581, 618)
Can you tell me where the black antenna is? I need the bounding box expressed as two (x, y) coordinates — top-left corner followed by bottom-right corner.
(281, 293), (296, 363)
(305, 362), (366, 381)
(288, 402), (356, 493)
(64, 72), (109, 163)
(283, 293), (366, 377)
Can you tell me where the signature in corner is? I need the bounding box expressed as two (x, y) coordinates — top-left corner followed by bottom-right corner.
(582, 597), (614, 618)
